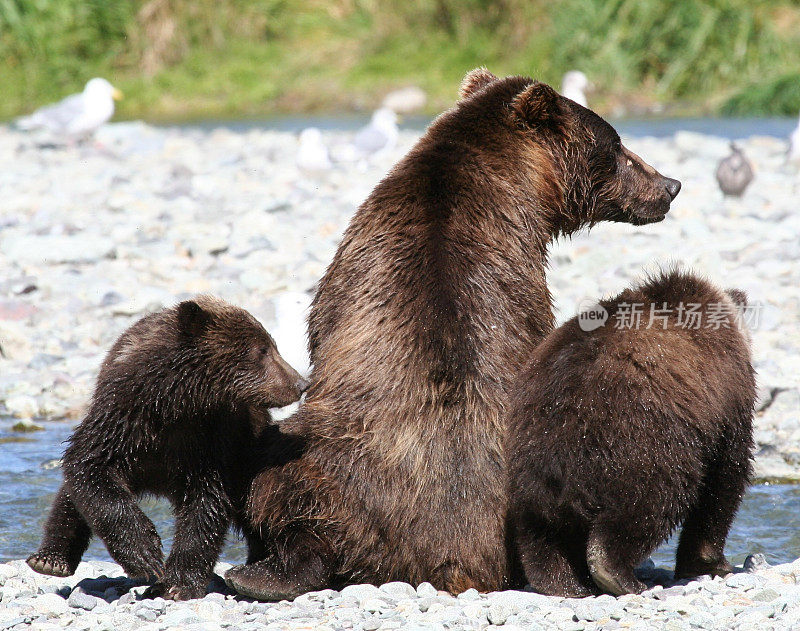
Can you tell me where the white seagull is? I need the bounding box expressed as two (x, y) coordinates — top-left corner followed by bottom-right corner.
(561, 71), (590, 108)
(352, 107), (399, 156)
(16, 78), (122, 139)
(296, 128), (332, 173)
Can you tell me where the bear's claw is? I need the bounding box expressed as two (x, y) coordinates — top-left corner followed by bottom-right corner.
(26, 553), (75, 577)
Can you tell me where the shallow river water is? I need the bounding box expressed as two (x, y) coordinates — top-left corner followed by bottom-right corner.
(2, 420), (799, 572)
(183, 115), (799, 140)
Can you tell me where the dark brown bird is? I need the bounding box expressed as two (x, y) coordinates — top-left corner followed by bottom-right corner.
(716, 142), (754, 197)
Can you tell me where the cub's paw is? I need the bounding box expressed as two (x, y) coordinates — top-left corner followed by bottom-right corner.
(587, 548), (646, 596)
(26, 552), (76, 577)
(165, 584), (206, 601)
(142, 582), (206, 601)
(225, 562), (302, 602)
(589, 563), (646, 596)
(674, 557), (734, 581)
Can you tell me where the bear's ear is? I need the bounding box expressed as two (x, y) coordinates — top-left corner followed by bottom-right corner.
(177, 300), (212, 338)
(511, 81), (565, 128)
(726, 288), (748, 307)
(459, 67), (499, 99)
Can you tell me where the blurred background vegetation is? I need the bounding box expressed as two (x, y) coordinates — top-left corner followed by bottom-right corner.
(2, 0), (800, 121)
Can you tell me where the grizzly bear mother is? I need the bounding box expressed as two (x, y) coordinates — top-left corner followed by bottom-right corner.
(226, 69), (681, 599)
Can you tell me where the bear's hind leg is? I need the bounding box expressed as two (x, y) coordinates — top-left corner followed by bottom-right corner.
(225, 527), (336, 601)
(674, 425), (751, 580)
(66, 467), (164, 580)
(27, 485), (91, 577)
(515, 519), (597, 597)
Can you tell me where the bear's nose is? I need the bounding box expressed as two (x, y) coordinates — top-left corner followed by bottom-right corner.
(663, 177), (681, 201)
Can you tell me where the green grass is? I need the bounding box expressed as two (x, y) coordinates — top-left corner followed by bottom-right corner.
(722, 72), (800, 116)
(2, 0), (799, 121)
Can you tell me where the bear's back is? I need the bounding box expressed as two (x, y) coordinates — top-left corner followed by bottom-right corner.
(510, 270), (754, 453)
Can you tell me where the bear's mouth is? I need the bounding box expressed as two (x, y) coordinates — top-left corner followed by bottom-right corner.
(630, 196), (672, 224)
(629, 210), (668, 225)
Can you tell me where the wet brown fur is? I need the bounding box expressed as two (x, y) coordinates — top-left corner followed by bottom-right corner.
(27, 296), (307, 600)
(507, 270), (755, 596)
(229, 70), (682, 598)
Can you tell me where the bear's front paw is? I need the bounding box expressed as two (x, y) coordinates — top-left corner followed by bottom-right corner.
(26, 552), (76, 577)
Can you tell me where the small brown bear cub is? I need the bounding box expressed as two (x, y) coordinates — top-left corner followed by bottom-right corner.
(27, 296), (309, 600)
(507, 270), (755, 597)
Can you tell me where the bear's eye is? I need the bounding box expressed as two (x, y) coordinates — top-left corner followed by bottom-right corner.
(626, 158), (633, 167)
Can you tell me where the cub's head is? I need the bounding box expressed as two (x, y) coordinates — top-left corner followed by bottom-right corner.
(456, 68), (680, 232)
(176, 297), (309, 409)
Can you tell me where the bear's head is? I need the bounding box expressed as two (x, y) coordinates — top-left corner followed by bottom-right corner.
(457, 68), (681, 232)
(176, 297), (310, 409)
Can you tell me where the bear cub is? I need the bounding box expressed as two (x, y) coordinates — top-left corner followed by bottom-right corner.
(27, 296), (309, 600)
(507, 270), (755, 597)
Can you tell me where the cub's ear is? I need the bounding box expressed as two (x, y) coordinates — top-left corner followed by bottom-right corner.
(726, 288), (748, 307)
(511, 81), (565, 128)
(459, 67), (499, 99)
(177, 300), (212, 337)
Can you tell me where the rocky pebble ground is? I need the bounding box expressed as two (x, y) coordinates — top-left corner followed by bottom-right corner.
(0, 555), (799, 631)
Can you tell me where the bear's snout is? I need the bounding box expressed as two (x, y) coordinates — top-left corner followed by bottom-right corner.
(662, 177), (681, 201)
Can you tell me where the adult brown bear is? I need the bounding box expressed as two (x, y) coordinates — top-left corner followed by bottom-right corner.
(226, 69), (682, 599)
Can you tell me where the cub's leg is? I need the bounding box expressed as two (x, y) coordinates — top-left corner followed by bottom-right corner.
(65, 466), (164, 580)
(225, 527), (336, 601)
(145, 473), (231, 600)
(27, 485), (91, 577)
(674, 425), (752, 580)
(514, 517), (597, 597)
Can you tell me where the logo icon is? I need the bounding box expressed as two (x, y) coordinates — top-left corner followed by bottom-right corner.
(577, 298), (608, 332)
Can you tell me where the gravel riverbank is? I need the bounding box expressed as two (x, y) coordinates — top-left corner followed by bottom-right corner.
(1, 122), (798, 479)
(1, 556), (799, 630)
